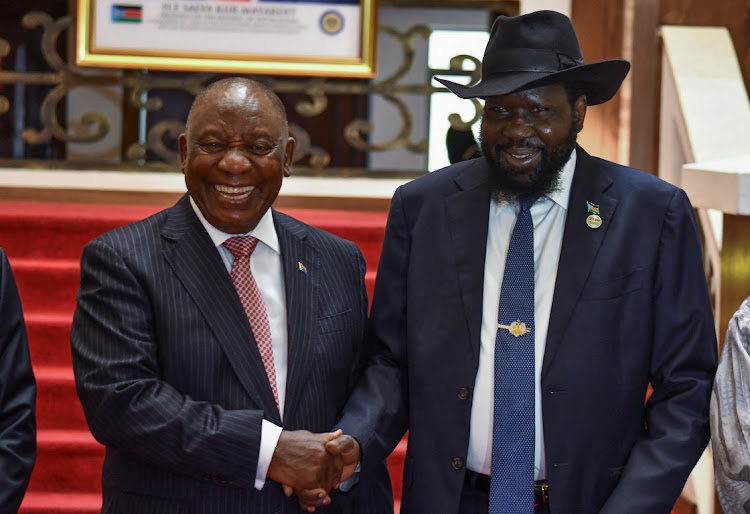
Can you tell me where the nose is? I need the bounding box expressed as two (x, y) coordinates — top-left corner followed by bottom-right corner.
(217, 146), (251, 173)
(501, 112), (534, 142)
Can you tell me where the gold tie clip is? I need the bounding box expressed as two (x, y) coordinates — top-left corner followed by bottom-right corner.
(497, 320), (532, 337)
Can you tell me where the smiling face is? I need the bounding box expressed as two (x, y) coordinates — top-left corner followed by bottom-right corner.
(179, 81), (295, 234)
(479, 83), (586, 202)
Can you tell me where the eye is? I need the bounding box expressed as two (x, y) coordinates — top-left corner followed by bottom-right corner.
(531, 105), (556, 117)
(248, 144), (276, 155)
(486, 105), (509, 115)
(196, 141), (225, 153)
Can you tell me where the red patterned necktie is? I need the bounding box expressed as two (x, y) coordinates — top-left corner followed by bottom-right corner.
(222, 236), (280, 413)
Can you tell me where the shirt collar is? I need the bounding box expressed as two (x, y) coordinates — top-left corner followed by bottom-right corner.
(189, 195), (280, 255)
(548, 148), (576, 210)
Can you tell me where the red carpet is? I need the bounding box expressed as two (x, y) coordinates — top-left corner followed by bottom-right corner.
(1, 200), (405, 513)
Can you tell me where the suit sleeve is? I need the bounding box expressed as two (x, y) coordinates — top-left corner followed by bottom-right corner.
(0, 250), (36, 513)
(337, 187), (410, 463)
(600, 189), (717, 513)
(70, 238), (263, 487)
(349, 245), (371, 394)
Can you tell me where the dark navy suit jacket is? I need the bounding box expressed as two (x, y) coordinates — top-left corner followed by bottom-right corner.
(338, 146), (717, 513)
(0, 248), (36, 513)
(70, 195), (392, 513)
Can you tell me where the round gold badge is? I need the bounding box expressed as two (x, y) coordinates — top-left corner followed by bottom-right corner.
(586, 214), (602, 229)
(320, 11), (344, 35)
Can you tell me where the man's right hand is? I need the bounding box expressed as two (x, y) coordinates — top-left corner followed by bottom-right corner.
(267, 429), (344, 492)
(282, 433), (362, 512)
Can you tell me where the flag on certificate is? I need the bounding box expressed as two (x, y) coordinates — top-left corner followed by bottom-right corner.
(112, 5), (142, 23)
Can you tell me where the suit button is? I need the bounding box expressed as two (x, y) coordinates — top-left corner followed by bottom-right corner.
(452, 457), (463, 470)
(458, 387), (470, 400)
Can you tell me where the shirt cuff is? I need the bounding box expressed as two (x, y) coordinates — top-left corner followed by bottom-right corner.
(338, 463), (361, 492)
(255, 420), (283, 490)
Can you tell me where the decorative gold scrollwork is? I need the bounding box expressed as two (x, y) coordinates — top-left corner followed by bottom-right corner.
(289, 123), (331, 169)
(0, 11), (483, 170)
(126, 121), (185, 165)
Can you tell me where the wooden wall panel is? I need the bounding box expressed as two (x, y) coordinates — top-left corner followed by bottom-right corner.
(570, 0), (626, 165)
(572, 0), (750, 177)
(628, 0), (661, 174)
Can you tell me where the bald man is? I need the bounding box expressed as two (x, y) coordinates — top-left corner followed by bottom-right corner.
(71, 78), (392, 513)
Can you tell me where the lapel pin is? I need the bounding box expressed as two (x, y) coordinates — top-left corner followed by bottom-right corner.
(298, 262), (308, 274)
(586, 201), (602, 229)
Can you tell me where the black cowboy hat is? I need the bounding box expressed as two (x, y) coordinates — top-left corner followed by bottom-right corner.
(436, 10), (630, 105)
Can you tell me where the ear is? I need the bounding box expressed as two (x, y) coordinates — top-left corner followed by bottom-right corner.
(573, 95), (587, 134)
(283, 136), (296, 178)
(178, 133), (188, 175)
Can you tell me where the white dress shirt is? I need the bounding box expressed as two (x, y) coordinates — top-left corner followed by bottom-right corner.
(190, 198), (286, 489)
(466, 150), (576, 480)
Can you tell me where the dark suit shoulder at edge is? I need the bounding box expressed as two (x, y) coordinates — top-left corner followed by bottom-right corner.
(585, 151), (680, 195)
(401, 158), (482, 191)
(385, 159), (489, 209)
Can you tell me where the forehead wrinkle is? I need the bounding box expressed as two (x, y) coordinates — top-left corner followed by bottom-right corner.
(187, 94), (287, 143)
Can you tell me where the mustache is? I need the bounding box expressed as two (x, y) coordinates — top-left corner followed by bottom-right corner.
(494, 140), (545, 152)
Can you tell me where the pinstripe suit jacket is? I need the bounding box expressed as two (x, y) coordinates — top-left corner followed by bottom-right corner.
(70, 195), (392, 514)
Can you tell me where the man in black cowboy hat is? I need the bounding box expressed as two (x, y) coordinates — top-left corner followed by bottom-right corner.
(323, 9), (719, 514)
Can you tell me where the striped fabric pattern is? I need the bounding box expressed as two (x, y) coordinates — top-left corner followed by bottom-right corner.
(70, 194), (393, 513)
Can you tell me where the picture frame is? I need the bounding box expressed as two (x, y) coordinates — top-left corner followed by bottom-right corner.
(76, 0), (378, 78)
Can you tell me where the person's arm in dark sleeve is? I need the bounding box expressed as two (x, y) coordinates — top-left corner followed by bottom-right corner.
(336, 187), (411, 463)
(600, 189), (718, 513)
(0, 249), (37, 513)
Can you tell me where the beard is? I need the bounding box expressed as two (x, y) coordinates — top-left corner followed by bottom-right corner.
(481, 121), (578, 204)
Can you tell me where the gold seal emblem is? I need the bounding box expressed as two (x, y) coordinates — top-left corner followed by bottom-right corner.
(498, 320), (532, 337)
(586, 214), (602, 229)
(320, 11), (343, 35)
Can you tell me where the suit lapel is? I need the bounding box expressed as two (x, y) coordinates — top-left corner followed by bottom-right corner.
(161, 195), (281, 422)
(542, 148), (618, 377)
(273, 211), (316, 424)
(445, 161), (492, 364)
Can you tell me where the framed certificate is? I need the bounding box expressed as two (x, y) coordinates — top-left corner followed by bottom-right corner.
(76, 0), (378, 77)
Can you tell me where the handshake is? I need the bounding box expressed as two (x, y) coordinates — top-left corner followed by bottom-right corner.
(267, 429), (360, 512)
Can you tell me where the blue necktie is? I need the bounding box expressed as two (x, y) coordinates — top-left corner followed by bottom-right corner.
(490, 198), (535, 514)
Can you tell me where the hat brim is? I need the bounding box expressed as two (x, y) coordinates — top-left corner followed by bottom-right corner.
(436, 59), (630, 106)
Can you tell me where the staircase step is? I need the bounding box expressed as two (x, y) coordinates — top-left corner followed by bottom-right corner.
(12, 259), (79, 316)
(0, 201), (387, 270)
(0, 201), (163, 262)
(19, 493), (101, 513)
(25, 313), (74, 368)
(35, 367), (88, 431)
(27, 430), (104, 494)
